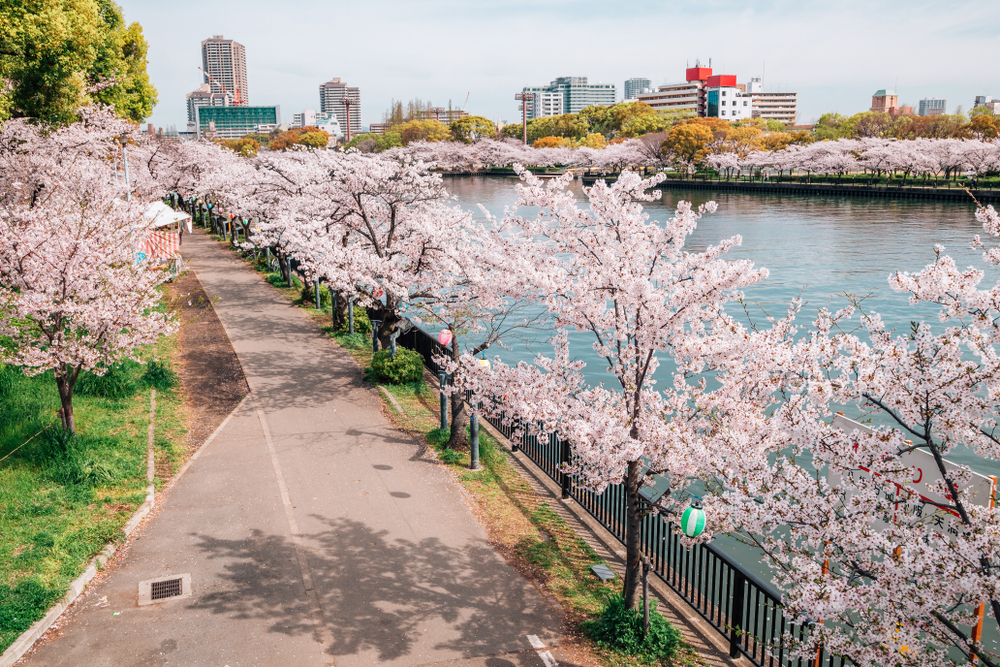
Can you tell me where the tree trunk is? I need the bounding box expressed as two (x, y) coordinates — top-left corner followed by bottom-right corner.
(55, 370), (75, 434)
(622, 458), (643, 609)
(447, 340), (468, 450)
(376, 311), (401, 351)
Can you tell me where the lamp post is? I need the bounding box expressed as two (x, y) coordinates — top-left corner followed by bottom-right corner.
(514, 93), (532, 145)
(339, 97), (359, 143)
(117, 136), (131, 201)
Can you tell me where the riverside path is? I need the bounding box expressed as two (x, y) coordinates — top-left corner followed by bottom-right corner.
(20, 229), (562, 667)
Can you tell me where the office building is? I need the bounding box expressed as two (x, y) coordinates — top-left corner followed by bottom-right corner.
(748, 78), (797, 123)
(185, 83), (231, 131)
(521, 76), (615, 119)
(201, 35), (248, 105)
(705, 75), (753, 120)
(974, 96), (1000, 113)
(319, 78), (362, 138)
(918, 98), (947, 116)
(624, 77), (652, 101)
(639, 67), (797, 123)
(194, 106), (280, 139)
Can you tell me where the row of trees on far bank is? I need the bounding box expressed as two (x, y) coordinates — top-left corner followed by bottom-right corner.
(180, 137), (1000, 665)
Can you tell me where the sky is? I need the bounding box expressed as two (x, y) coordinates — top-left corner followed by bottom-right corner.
(122, 0), (1000, 131)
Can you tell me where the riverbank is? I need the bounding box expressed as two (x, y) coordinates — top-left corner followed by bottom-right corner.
(586, 176), (1000, 203)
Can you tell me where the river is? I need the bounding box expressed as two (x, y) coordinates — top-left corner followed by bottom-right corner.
(444, 175), (999, 651)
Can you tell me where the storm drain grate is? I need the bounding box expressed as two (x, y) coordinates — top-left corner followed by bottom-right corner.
(138, 573), (191, 606)
(150, 578), (183, 601)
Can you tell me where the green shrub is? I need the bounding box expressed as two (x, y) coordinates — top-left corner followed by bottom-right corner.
(338, 304), (372, 335)
(582, 592), (682, 662)
(371, 348), (424, 385)
(75, 361), (141, 400)
(265, 272), (288, 288)
(141, 359), (178, 391)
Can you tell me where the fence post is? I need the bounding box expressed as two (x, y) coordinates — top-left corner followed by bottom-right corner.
(348, 297), (355, 335)
(729, 569), (746, 659)
(438, 372), (448, 431)
(560, 438), (571, 499)
(470, 411), (480, 470)
(371, 320), (381, 353)
(315, 278), (321, 310)
(642, 555), (651, 635)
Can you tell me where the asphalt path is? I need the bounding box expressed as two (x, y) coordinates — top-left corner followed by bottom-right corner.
(22, 230), (562, 667)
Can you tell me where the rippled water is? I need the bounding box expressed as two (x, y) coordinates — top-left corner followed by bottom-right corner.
(445, 176), (1000, 644)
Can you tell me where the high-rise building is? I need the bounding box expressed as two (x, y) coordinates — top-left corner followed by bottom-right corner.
(319, 78), (361, 138)
(201, 35), (249, 105)
(624, 77), (652, 101)
(185, 83), (231, 131)
(521, 77), (615, 119)
(918, 98), (947, 116)
(194, 106), (280, 139)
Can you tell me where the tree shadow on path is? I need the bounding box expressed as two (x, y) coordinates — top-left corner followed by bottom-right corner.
(187, 516), (561, 664)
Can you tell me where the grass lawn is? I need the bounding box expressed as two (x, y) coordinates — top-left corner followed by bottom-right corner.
(0, 335), (185, 653)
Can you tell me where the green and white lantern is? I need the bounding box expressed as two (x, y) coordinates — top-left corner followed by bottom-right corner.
(681, 503), (706, 538)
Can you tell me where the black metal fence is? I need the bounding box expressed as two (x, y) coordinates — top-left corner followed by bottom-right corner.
(396, 323), (844, 667)
(168, 193), (844, 667)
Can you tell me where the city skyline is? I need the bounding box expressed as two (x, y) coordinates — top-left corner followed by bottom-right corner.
(121, 0), (1000, 131)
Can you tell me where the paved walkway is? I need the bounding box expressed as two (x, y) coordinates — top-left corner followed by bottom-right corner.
(22, 231), (562, 667)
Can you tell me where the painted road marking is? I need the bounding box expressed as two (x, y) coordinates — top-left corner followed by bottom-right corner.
(527, 635), (558, 666)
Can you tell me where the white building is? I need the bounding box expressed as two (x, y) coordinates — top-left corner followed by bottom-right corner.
(201, 35), (248, 105)
(521, 76), (615, 119)
(707, 87), (753, 120)
(748, 77), (798, 124)
(185, 83), (231, 132)
(974, 96), (1000, 114)
(918, 98), (947, 117)
(319, 78), (361, 138)
(624, 77), (652, 101)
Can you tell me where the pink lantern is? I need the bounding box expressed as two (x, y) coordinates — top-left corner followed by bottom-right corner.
(438, 329), (453, 346)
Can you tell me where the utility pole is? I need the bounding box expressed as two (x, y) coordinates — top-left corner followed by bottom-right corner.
(339, 97), (359, 143)
(514, 92), (532, 145)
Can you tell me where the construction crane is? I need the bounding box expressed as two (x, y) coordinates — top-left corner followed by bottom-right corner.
(462, 91), (470, 112)
(198, 67), (243, 105)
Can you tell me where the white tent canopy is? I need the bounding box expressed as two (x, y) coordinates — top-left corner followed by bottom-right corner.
(143, 201), (192, 233)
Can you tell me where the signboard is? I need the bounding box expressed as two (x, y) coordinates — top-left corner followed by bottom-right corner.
(827, 414), (996, 538)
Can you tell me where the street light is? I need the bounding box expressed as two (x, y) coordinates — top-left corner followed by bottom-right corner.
(514, 93), (533, 145)
(339, 97), (359, 143)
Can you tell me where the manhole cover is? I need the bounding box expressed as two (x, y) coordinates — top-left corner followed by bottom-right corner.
(138, 574), (191, 606)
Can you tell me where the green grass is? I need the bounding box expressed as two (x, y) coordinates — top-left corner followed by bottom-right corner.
(0, 337), (185, 653)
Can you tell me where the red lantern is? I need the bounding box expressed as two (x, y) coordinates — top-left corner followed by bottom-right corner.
(438, 329), (452, 346)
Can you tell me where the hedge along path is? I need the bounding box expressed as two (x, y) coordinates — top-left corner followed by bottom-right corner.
(0, 390), (159, 667)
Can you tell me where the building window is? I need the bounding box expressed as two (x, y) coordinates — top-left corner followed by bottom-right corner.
(721, 111), (726, 116)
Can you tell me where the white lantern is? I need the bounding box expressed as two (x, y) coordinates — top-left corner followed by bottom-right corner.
(478, 358), (491, 369)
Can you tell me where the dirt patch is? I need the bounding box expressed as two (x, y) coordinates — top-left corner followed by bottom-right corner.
(164, 270), (248, 463)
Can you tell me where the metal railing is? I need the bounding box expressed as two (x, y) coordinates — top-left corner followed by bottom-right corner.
(165, 193), (844, 667)
(396, 323), (844, 667)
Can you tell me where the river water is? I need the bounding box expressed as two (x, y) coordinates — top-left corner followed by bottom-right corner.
(444, 175), (1000, 649)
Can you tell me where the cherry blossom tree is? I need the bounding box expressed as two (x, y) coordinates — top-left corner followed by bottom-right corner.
(686, 202), (1000, 665)
(0, 115), (177, 433)
(455, 168), (768, 609)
